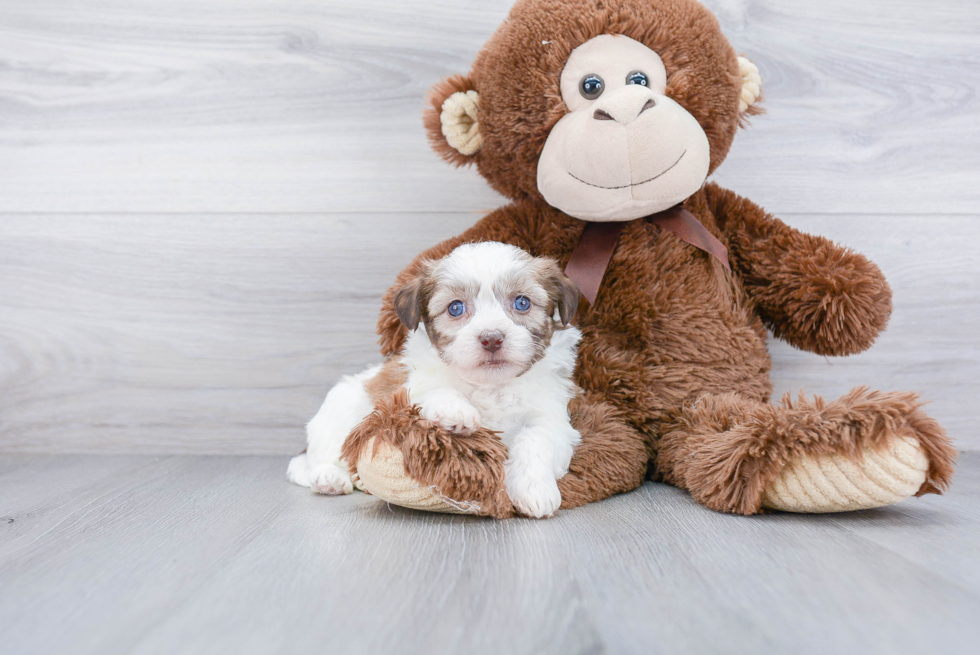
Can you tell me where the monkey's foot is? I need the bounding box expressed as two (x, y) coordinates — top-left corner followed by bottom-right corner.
(761, 434), (929, 513)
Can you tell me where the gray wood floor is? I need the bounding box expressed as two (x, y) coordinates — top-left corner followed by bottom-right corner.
(2, 452), (978, 655)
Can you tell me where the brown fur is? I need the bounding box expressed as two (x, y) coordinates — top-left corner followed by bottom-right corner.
(364, 358), (409, 404)
(654, 388), (955, 514)
(424, 0), (748, 202)
(423, 74), (479, 169)
(392, 261), (438, 332)
(706, 185), (893, 356)
(361, 0), (955, 516)
(342, 389), (515, 519)
(558, 392), (649, 508)
(535, 258), (581, 326)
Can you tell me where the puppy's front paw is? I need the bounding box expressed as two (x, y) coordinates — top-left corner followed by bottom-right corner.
(507, 473), (561, 519)
(310, 464), (353, 495)
(419, 394), (481, 436)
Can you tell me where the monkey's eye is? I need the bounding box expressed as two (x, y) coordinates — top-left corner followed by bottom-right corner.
(626, 71), (649, 87)
(513, 296), (531, 312)
(579, 74), (604, 100)
(447, 300), (465, 317)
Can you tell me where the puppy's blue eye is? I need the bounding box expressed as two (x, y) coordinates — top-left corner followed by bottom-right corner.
(447, 300), (465, 317)
(513, 296), (531, 312)
(626, 71), (648, 86)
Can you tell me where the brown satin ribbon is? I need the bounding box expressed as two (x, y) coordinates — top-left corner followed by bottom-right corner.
(564, 205), (731, 305)
(563, 220), (627, 307)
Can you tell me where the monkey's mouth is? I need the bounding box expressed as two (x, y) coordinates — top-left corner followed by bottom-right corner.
(567, 150), (686, 190)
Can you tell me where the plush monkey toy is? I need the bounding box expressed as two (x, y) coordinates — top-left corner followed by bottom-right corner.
(341, 0), (955, 517)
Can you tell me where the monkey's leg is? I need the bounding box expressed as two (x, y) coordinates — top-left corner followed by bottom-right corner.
(557, 393), (650, 509)
(654, 388), (956, 515)
(345, 390), (644, 516)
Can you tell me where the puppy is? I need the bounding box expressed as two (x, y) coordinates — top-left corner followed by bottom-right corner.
(287, 242), (583, 518)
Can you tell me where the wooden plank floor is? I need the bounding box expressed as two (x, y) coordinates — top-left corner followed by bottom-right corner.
(1, 452), (978, 655)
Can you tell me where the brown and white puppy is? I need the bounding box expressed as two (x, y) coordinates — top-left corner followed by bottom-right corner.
(288, 242), (583, 518)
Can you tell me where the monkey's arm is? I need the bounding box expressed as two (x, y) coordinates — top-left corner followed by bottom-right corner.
(377, 204), (533, 356)
(705, 182), (891, 356)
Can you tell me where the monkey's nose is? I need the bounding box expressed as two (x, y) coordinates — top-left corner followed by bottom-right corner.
(592, 88), (657, 124)
(479, 331), (505, 353)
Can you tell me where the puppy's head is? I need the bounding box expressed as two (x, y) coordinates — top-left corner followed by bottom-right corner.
(394, 242), (579, 384)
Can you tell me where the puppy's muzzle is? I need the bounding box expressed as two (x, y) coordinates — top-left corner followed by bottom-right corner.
(479, 330), (505, 353)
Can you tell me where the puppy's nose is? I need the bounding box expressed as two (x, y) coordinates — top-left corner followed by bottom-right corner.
(479, 330), (505, 353)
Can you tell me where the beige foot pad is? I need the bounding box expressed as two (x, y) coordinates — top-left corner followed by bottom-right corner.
(761, 435), (929, 513)
(355, 438), (482, 514)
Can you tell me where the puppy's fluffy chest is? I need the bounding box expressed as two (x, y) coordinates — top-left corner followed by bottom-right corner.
(464, 380), (538, 438)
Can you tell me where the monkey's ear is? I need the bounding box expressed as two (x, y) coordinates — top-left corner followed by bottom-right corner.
(423, 74), (482, 166)
(737, 57), (763, 118)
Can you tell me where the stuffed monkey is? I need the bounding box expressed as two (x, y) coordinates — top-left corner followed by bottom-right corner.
(340, 0), (955, 517)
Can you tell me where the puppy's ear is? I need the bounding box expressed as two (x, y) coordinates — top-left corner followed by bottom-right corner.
(393, 263), (436, 331)
(393, 277), (424, 331)
(555, 274), (581, 326)
(540, 260), (580, 326)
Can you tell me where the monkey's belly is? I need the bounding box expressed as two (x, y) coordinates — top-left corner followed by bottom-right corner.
(576, 311), (774, 419)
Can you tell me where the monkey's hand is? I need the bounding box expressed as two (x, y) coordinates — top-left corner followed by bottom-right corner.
(706, 183), (891, 356)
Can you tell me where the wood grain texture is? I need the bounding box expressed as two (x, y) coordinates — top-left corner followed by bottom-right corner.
(1, 213), (977, 454)
(1, 453), (978, 654)
(0, 213), (471, 453)
(0, 0), (977, 214)
(0, 1), (976, 454)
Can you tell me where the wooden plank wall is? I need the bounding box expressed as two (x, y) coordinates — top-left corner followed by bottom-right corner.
(1, 0), (977, 453)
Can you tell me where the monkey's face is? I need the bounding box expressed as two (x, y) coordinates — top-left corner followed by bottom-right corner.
(424, 0), (762, 217)
(536, 35), (711, 222)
